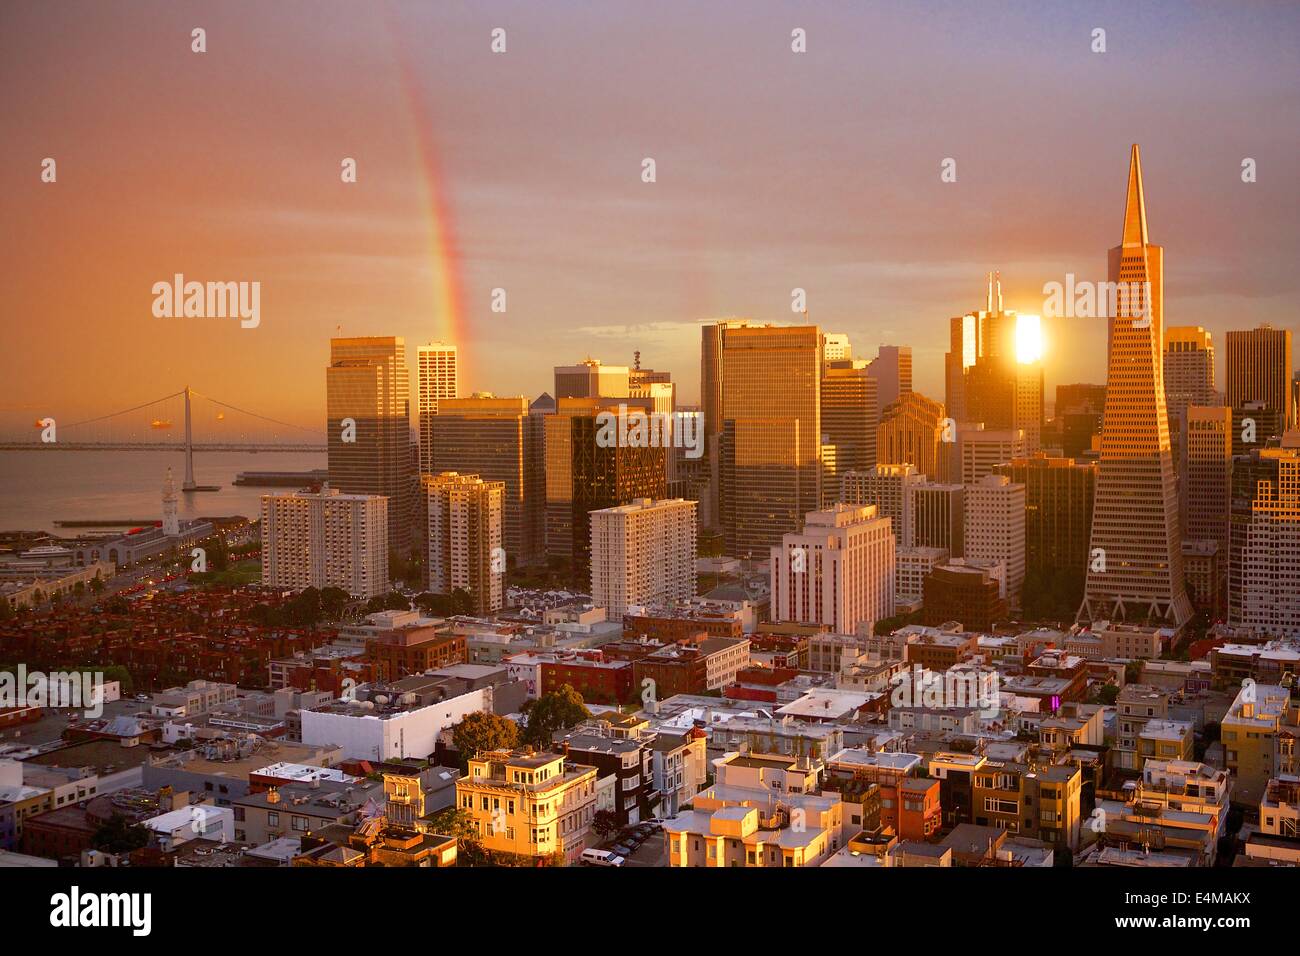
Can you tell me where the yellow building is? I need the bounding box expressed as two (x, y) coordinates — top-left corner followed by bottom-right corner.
(455, 749), (598, 864)
(971, 762), (1082, 851)
(1222, 682), (1300, 807)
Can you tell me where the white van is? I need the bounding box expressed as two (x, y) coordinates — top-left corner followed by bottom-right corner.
(580, 848), (625, 867)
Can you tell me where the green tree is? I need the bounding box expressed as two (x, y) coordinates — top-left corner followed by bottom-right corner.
(89, 574), (106, 596)
(451, 711), (520, 769)
(207, 536), (231, 572)
(523, 684), (591, 747)
(320, 586), (350, 621)
(426, 807), (486, 866)
(92, 813), (150, 854)
(591, 809), (619, 840)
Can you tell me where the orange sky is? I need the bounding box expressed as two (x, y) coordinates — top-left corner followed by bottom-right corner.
(2, 0), (1297, 439)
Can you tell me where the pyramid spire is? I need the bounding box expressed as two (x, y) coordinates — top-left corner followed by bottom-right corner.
(1121, 143), (1149, 247)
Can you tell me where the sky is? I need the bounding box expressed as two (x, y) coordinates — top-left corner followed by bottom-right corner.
(2, 0), (1298, 438)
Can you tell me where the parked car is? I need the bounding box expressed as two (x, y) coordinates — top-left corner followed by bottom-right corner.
(580, 849), (625, 867)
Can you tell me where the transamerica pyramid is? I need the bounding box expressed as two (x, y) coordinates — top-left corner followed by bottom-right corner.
(1078, 145), (1193, 629)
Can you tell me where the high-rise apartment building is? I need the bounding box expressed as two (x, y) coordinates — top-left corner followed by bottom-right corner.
(866, 345), (912, 409)
(1241, 454), (1300, 637)
(770, 504), (895, 635)
(992, 455), (1096, 581)
(424, 471), (504, 615)
(589, 498), (697, 617)
(261, 486), (388, 599)
(876, 391), (946, 480)
(417, 343), (458, 477)
(963, 474), (1026, 609)
(1227, 325), (1294, 433)
(1079, 145), (1192, 629)
(430, 395), (545, 565)
(326, 336), (414, 555)
(719, 324), (822, 558)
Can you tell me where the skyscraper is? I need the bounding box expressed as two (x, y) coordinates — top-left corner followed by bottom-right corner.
(866, 345), (912, 409)
(1227, 325), (1294, 433)
(1164, 327), (1218, 423)
(545, 397), (668, 581)
(1182, 406), (1233, 555)
(992, 454), (1096, 582)
(554, 358), (630, 400)
(956, 423), (1026, 485)
(1079, 145), (1192, 629)
(701, 320), (750, 530)
(945, 273), (1044, 452)
(590, 497), (697, 617)
(876, 391), (946, 479)
(326, 336), (414, 556)
(430, 395), (545, 565)
(821, 359), (880, 494)
(841, 463), (924, 547)
(417, 343), (459, 477)
(1240, 453), (1300, 637)
(964, 474), (1026, 609)
(719, 324), (822, 558)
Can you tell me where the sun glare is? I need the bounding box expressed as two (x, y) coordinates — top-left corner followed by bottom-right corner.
(1015, 313), (1044, 364)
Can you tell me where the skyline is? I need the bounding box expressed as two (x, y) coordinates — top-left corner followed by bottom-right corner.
(3, 0), (1299, 434)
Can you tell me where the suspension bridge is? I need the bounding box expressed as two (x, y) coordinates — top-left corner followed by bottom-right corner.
(2, 387), (327, 490)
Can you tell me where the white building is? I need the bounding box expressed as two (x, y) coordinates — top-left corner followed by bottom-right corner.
(590, 498), (697, 617)
(260, 485), (388, 599)
(957, 424), (1026, 485)
(770, 503), (895, 635)
(1241, 454), (1300, 637)
(417, 342), (459, 476)
(144, 805), (234, 851)
(299, 688), (491, 761)
(963, 474), (1026, 609)
(895, 546), (948, 605)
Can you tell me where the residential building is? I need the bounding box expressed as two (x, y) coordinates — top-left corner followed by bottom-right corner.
(424, 471), (504, 614)
(261, 486), (388, 599)
(590, 498), (696, 617)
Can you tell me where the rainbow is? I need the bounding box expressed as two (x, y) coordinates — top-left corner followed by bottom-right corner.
(384, 12), (469, 381)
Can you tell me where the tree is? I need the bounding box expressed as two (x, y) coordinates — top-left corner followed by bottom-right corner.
(591, 809), (619, 840)
(89, 574), (105, 596)
(415, 592), (453, 616)
(523, 684), (591, 747)
(365, 591), (409, 613)
(206, 536), (230, 572)
(320, 587), (350, 621)
(451, 712), (520, 769)
(425, 807), (486, 866)
(92, 813), (150, 854)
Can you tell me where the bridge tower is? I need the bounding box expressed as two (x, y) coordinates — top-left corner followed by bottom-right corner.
(182, 386), (197, 491)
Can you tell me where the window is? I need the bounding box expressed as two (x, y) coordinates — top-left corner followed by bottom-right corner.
(267, 812), (279, 826)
